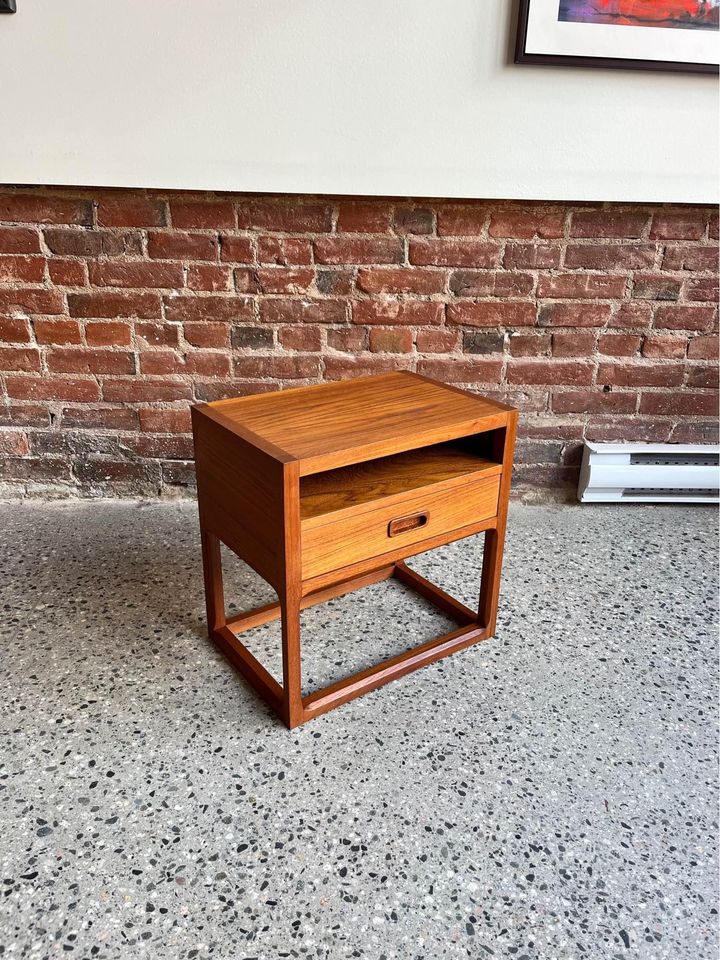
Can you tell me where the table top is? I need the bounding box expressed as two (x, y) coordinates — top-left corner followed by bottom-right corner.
(199, 372), (514, 474)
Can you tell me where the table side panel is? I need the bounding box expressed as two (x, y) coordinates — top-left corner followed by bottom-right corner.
(192, 407), (287, 588)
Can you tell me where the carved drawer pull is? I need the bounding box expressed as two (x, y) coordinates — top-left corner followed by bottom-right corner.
(387, 511), (430, 537)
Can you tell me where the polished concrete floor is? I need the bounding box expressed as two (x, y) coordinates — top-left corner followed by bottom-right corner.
(0, 501), (717, 960)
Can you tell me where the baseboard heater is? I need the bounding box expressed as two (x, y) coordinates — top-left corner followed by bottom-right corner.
(578, 442), (720, 503)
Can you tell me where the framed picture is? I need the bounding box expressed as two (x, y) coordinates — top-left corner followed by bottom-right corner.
(516, 0), (719, 73)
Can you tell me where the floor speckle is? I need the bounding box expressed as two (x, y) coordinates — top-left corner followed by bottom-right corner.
(0, 501), (717, 959)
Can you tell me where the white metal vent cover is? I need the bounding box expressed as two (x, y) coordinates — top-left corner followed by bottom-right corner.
(578, 442), (720, 504)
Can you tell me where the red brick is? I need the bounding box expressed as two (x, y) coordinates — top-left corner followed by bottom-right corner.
(164, 295), (254, 323)
(514, 439), (565, 464)
(233, 355), (321, 379)
(0, 194), (92, 226)
(409, 238), (499, 268)
(76, 457), (155, 485)
(369, 328), (413, 353)
(85, 321), (132, 346)
(450, 270), (534, 297)
(564, 244), (656, 270)
(352, 301), (443, 326)
(48, 348), (135, 375)
(687, 365), (719, 390)
(507, 360), (593, 386)
(585, 420), (671, 443)
(437, 205), (490, 236)
(0, 347), (41, 372)
(102, 379), (193, 402)
(612, 302), (653, 328)
(597, 362), (684, 387)
(140, 350), (231, 378)
(187, 264), (233, 292)
(537, 273), (626, 299)
(416, 358), (502, 383)
(43, 228), (143, 258)
(552, 333), (596, 357)
(33, 318), (82, 344)
(316, 269), (354, 295)
(255, 268), (316, 294)
(0, 256), (45, 284)
(324, 356), (413, 379)
(662, 244), (718, 271)
(170, 200), (235, 229)
(48, 259), (87, 286)
(183, 322), (230, 348)
(447, 301), (535, 328)
(416, 329), (459, 353)
(138, 408), (192, 433)
(639, 392), (717, 416)
(684, 277), (719, 302)
(5, 376), (100, 402)
(0, 316), (31, 342)
(148, 232), (218, 261)
(539, 303), (611, 328)
(687, 335), (718, 360)
(68, 291), (161, 319)
(0, 457), (73, 483)
(220, 236), (255, 263)
(0, 404), (51, 427)
(642, 336), (688, 359)
(261, 299), (347, 325)
(327, 327), (367, 352)
(62, 407), (139, 431)
(90, 261), (183, 289)
(551, 390), (637, 414)
(518, 420), (585, 441)
(598, 334), (640, 356)
(122, 435), (194, 460)
(631, 274), (681, 301)
(256, 236), (312, 265)
(315, 236), (403, 265)
(135, 322), (180, 347)
(463, 331), (504, 354)
(503, 243), (561, 270)
(337, 202), (391, 233)
(279, 326), (322, 352)
(97, 197), (167, 227)
(650, 210), (707, 240)
(236, 201), (331, 233)
(0, 227), (41, 253)
(0, 289), (63, 315)
(230, 325), (274, 350)
(489, 207), (565, 239)
(654, 305), (715, 331)
(508, 333), (551, 357)
(671, 420), (719, 443)
(393, 206), (434, 235)
(570, 210), (649, 238)
(356, 267), (447, 295)
(233, 268), (260, 294)
(710, 213), (719, 241)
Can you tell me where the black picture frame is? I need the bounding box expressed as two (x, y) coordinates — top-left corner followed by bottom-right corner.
(515, 0), (719, 74)
(0, 0), (17, 11)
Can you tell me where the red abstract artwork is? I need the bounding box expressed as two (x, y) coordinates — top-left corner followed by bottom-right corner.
(559, 0), (720, 30)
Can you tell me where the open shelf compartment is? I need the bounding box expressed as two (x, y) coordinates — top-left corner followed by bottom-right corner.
(300, 435), (503, 524)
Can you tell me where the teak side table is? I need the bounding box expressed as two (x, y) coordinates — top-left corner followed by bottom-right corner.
(191, 372), (517, 728)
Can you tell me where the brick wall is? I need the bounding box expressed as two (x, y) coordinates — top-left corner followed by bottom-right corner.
(0, 187), (717, 500)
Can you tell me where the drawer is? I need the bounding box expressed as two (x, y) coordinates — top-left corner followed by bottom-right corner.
(301, 473), (500, 580)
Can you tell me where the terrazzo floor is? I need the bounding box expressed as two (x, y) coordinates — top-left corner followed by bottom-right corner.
(0, 500), (717, 960)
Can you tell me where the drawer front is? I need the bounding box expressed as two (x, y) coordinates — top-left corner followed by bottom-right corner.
(301, 474), (500, 580)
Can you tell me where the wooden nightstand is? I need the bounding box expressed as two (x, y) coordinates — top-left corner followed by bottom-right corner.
(191, 372), (517, 728)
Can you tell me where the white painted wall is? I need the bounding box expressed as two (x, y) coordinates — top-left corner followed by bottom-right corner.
(0, 0), (717, 202)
